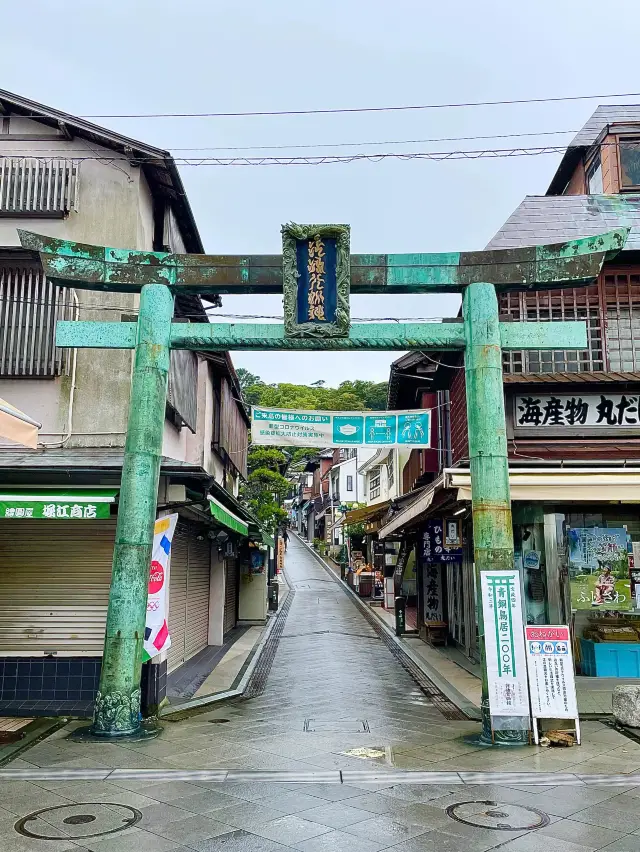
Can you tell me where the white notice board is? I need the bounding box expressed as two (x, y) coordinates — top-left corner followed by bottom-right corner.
(525, 625), (580, 744)
(480, 570), (530, 718)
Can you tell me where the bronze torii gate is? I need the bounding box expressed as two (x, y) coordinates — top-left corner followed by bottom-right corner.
(19, 226), (628, 743)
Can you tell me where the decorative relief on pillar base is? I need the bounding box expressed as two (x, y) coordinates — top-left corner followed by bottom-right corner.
(91, 687), (141, 737)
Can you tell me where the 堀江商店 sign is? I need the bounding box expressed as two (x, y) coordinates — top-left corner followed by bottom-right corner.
(251, 406), (432, 449)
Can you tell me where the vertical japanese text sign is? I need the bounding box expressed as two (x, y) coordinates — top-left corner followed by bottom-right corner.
(282, 223), (350, 339)
(480, 571), (530, 719)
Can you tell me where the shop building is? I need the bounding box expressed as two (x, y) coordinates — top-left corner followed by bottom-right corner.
(380, 105), (640, 679)
(0, 89), (258, 716)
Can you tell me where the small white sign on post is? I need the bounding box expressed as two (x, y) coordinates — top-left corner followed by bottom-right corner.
(480, 570), (530, 723)
(525, 625), (580, 744)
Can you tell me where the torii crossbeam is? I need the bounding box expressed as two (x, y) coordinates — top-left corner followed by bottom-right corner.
(19, 227), (628, 745)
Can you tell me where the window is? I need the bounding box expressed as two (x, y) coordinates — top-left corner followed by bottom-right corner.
(603, 272), (640, 371)
(499, 288), (604, 374)
(500, 273), (640, 375)
(586, 155), (603, 194)
(0, 158), (79, 216)
(346, 475), (353, 492)
(369, 466), (381, 501)
(387, 455), (395, 490)
(619, 138), (640, 189)
(0, 260), (73, 377)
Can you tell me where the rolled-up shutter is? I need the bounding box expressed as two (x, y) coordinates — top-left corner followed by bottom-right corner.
(184, 533), (210, 660)
(167, 523), (188, 672)
(224, 557), (238, 634)
(0, 519), (116, 653)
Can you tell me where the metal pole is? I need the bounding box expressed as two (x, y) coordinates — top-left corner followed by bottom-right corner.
(91, 283), (174, 737)
(463, 282), (525, 746)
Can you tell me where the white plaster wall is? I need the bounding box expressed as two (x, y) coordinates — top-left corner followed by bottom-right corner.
(0, 379), (64, 443)
(0, 129), (157, 449)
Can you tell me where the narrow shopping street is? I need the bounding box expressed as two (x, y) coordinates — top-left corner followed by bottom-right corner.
(2, 538), (640, 852)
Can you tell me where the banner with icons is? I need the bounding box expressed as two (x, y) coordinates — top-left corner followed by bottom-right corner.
(251, 406), (431, 449)
(142, 513), (178, 662)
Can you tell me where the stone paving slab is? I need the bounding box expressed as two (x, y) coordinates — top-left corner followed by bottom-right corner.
(2, 537), (640, 851)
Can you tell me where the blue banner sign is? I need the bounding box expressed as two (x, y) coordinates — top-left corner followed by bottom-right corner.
(251, 406), (431, 448)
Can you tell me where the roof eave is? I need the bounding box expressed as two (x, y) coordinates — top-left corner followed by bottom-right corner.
(546, 146), (586, 195)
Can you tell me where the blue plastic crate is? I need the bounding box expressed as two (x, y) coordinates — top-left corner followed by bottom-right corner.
(580, 639), (640, 677)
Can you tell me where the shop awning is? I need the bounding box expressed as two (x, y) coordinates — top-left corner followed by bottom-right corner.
(208, 494), (249, 536)
(445, 467), (640, 502)
(0, 398), (41, 450)
(344, 500), (391, 525)
(0, 488), (118, 520)
(378, 486), (436, 539)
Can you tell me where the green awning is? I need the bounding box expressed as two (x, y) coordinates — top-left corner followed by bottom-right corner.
(208, 494), (249, 536)
(0, 488), (118, 520)
(261, 532), (276, 549)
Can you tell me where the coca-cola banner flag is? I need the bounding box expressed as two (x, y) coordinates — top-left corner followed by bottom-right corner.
(142, 513), (178, 662)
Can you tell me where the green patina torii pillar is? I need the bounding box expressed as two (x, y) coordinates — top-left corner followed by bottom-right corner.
(19, 226), (628, 741)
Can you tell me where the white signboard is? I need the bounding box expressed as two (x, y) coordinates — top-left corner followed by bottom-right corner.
(480, 570), (529, 717)
(515, 393), (640, 429)
(525, 626), (578, 719)
(142, 513), (178, 661)
(251, 406), (431, 449)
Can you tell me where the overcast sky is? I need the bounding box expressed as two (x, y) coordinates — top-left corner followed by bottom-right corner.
(3, 0), (639, 386)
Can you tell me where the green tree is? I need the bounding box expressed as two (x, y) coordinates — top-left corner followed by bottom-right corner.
(236, 368), (262, 391)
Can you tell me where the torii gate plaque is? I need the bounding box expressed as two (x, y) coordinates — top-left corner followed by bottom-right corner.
(19, 226), (628, 744)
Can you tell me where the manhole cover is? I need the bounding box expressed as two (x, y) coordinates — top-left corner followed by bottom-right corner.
(446, 801), (550, 831)
(304, 718), (369, 733)
(15, 803), (141, 840)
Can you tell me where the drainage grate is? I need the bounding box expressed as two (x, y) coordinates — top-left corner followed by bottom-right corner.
(242, 582), (295, 699)
(304, 719), (370, 733)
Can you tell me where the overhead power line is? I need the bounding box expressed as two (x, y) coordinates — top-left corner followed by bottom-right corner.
(65, 90), (640, 118)
(0, 128), (578, 156)
(0, 144), (589, 166)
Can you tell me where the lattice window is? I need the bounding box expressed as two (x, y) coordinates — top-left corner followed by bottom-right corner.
(0, 261), (73, 376)
(602, 272), (640, 371)
(500, 286), (604, 374)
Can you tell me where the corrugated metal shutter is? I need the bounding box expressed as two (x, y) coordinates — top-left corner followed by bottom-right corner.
(0, 519), (116, 653)
(167, 521), (211, 672)
(167, 523), (188, 672)
(184, 534), (210, 660)
(224, 557), (238, 634)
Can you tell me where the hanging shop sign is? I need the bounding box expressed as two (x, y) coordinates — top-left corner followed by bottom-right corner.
(419, 518), (462, 564)
(142, 513), (178, 662)
(282, 223), (350, 339)
(525, 625), (580, 744)
(568, 527), (632, 611)
(0, 489), (117, 520)
(515, 393), (640, 430)
(252, 406), (431, 449)
(480, 570), (530, 718)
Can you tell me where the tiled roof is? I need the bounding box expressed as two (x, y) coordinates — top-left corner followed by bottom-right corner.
(486, 194), (640, 250)
(570, 105), (640, 148)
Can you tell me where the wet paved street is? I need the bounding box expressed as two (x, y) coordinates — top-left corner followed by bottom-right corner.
(5, 536), (640, 850)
